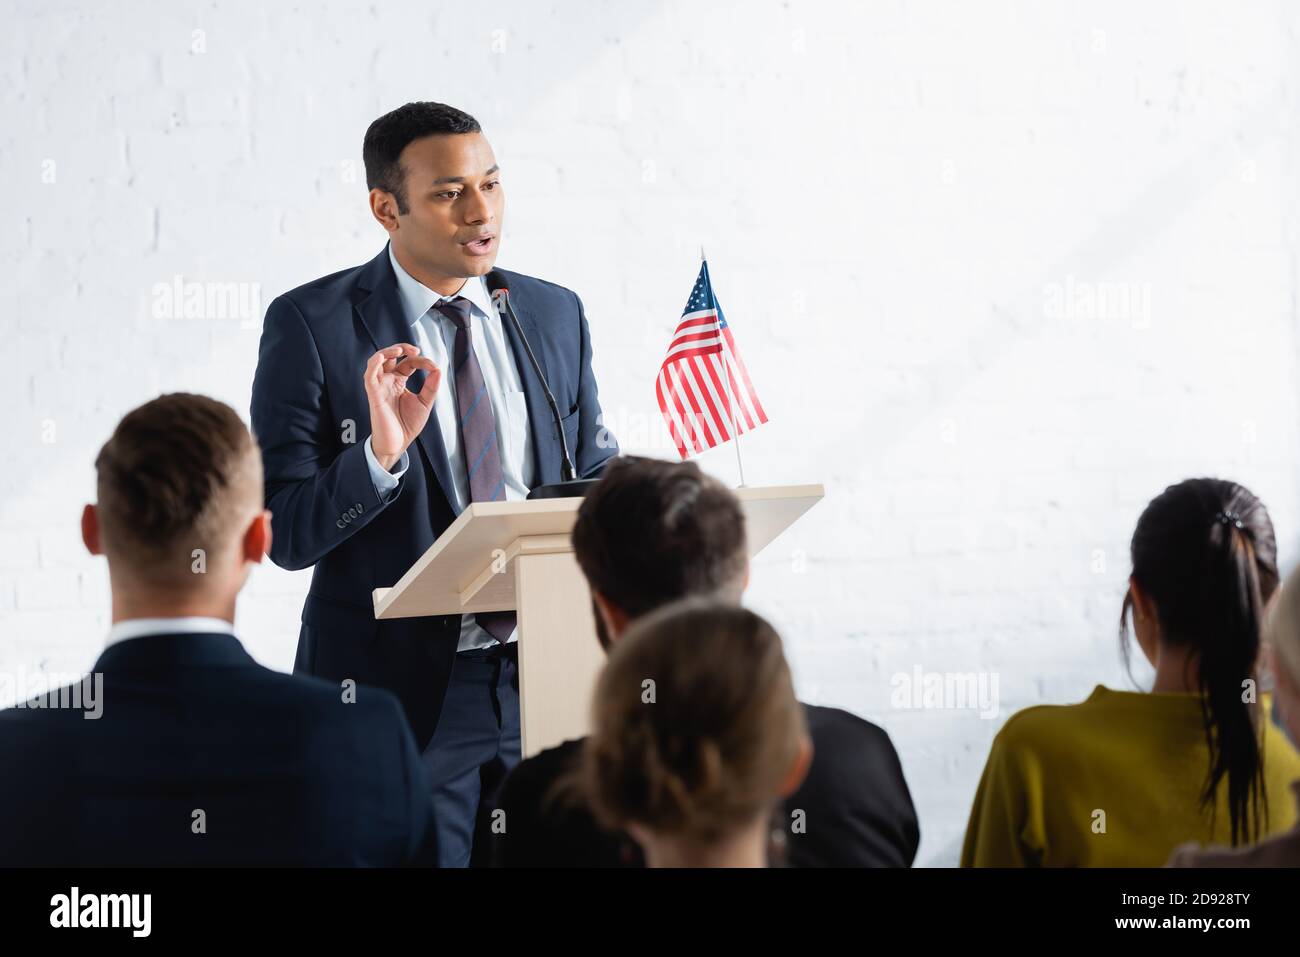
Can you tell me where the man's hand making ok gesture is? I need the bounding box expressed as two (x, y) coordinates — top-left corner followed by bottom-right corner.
(365, 343), (441, 471)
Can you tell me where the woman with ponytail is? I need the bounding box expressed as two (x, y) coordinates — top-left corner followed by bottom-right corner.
(962, 478), (1300, 866)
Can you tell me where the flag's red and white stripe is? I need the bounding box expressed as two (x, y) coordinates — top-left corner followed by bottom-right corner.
(656, 309), (768, 459)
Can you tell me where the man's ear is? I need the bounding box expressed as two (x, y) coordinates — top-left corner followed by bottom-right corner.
(779, 734), (814, 799)
(591, 590), (631, 644)
(369, 188), (401, 233)
(242, 510), (272, 565)
(81, 503), (102, 556)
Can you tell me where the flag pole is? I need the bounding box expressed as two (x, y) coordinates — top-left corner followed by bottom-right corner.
(703, 246), (747, 488)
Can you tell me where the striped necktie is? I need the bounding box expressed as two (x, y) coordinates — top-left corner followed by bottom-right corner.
(435, 296), (516, 643)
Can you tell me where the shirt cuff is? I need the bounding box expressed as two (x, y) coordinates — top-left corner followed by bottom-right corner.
(364, 436), (409, 499)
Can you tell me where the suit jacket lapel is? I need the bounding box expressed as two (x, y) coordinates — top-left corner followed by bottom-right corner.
(354, 250), (459, 513)
(497, 272), (556, 485)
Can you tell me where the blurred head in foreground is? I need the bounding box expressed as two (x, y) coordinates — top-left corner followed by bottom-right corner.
(582, 600), (810, 867)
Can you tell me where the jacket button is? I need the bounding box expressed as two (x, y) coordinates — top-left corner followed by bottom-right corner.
(335, 519), (346, 529)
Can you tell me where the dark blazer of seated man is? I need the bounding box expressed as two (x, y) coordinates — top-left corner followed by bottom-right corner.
(492, 456), (920, 868)
(0, 394), (436, 866)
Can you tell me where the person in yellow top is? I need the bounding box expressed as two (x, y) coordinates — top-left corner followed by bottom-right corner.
(962, 477), (1300, 867)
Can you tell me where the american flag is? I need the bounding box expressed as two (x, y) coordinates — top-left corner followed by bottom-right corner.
(656, 260), (768, 459)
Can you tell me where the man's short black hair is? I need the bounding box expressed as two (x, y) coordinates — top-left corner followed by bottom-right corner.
(363, 101), (481, 214)
(572, 456), (748, 624)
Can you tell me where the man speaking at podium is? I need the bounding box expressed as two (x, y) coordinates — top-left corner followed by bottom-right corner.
(251, 101), (618, 866)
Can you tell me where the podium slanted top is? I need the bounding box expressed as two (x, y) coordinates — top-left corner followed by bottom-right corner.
(372, 483), (824, 620)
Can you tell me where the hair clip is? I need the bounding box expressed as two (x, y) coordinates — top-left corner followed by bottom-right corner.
(1215, 510), (1245, 530)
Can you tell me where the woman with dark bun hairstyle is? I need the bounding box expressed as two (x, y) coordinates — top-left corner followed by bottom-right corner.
(963, 477), (1300, 866)
(582, 600), (812, 867)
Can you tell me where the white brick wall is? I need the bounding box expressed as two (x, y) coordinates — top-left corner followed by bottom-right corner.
(4, 0), (1299, 866)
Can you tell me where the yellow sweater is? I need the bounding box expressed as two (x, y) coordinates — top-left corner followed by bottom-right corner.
(961, 686), (1300, 867)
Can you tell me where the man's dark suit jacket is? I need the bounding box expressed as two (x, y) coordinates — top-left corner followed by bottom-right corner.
(250, 247), (617, 750)
(492, 704), (920, 868)
(0, 632), (436, 866)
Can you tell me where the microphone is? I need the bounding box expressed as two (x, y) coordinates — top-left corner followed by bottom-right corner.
(487, 272), (601, 500)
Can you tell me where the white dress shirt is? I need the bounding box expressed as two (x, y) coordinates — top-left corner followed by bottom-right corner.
(105, 616), (237, 648)
(363, 243), (533, 651)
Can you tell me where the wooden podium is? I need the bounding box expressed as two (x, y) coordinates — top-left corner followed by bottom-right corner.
(373, 483), (824, 757)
